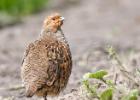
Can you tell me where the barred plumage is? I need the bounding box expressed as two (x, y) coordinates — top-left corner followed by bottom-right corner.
(21, 13), (72, 100)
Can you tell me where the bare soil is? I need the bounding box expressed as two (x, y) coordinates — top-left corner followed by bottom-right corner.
(0, 0), (140, 99)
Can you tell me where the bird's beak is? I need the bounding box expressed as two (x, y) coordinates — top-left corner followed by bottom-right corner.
(60, 17), (65, 21)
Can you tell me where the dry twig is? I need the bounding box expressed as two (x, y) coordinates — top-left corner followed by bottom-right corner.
(107, 45), (139, 86)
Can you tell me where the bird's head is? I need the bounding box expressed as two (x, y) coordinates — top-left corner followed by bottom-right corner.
(43, 13), (64, 33)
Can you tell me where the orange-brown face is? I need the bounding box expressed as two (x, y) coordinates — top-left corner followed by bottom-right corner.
(43, 13), (64, 33)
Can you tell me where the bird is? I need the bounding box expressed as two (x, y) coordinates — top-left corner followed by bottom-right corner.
(21, 13), (72, 100)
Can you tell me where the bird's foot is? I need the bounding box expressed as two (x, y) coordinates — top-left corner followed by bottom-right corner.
(44, 96), (47, 100)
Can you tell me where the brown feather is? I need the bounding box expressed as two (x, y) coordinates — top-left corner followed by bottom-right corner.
(21, 13), (72, 99)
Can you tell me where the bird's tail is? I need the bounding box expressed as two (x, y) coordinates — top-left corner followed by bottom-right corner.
(25, 84), (37, 97)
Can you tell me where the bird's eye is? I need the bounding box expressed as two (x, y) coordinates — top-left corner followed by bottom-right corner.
(52, 18), (55, 20)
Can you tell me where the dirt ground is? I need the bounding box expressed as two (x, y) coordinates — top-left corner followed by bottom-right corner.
(0, 0), (140, 99)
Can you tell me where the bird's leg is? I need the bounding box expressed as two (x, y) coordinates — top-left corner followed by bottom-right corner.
(43, 96), (47, 100)
(44, 93), (47, 100)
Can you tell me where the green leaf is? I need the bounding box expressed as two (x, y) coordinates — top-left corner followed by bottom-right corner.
(82, 80), (99, 98)
(100, 88), (113, 100)
(136, 68), (140, 76)
(82, 79), (89, 89)
(87, 84), (98, 97)
(106, 80), (115, 88)
(121, 89), (139, 100)
(83, 70), (108, 79)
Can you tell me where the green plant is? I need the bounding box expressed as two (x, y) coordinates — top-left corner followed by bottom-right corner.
(82, 69), (139, 100)
(121, 89), (139, 100)
(81, 46), (140, 99)
(83, 70), (108, 80)
(0, 0), (48, 16)
(82, 70), (114, 100)
(100, 88), (113, 100)
(106, 45), (139, 86)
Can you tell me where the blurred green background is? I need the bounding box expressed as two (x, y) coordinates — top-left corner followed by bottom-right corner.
(0, 0), (48, 16)
(0, 0), (48, 27)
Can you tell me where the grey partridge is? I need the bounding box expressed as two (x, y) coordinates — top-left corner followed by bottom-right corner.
(21, 13), (72, 100)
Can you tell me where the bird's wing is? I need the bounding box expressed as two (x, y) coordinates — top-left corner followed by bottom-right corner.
(45, 60), (60, 86)
(45, 40), (72, 87)
(58, 43), (72, 89)
(21, 43), (35, 65)
(45, 41), (61, 86)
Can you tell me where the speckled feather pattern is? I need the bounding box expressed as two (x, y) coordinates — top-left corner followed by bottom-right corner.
(21, 13), (72, 99)
(21, 36), (72, 97)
